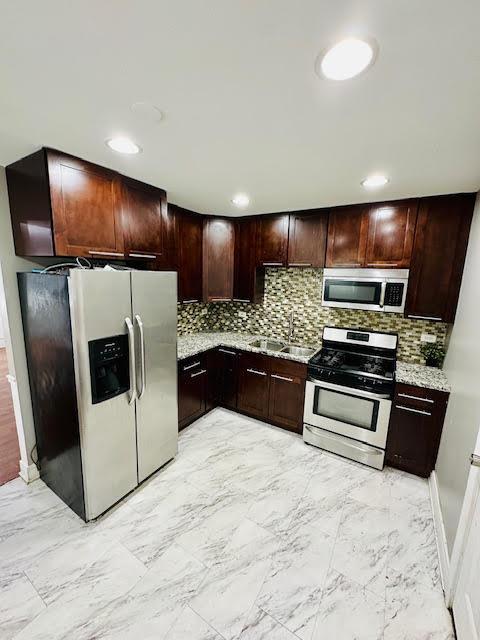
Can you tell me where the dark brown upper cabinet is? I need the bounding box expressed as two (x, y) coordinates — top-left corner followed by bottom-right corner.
(256, 213), (289, 266)
(287, 210), (328, 268)
(233, 218), (265, 303)
(326, 205), (370, 268)
(120, 176), (174, 268)
(365, 200), (418, 268)
(405, 193), (475, 323)
(173, 205), (203, 303)
(203, 217), (235, 302)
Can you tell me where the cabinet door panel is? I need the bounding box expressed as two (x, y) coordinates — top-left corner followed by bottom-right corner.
(268, 374), (305, 433)
(234, 219), (264, 303)
(178, 368), (207, 430)
(174, 206), (203, 303)
(237, 354), (269, 418)
(287, 211), (328, 268)
(405, 194), (475, 322)
(326, 205), (369, 268)
(203, 218), (235, 301)
(257, 214), (289, 266)
(48, 151), (123, 257)
(365, 200), (418, 268)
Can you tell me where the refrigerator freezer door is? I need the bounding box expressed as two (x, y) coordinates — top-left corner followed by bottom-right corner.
(131, 270), (178, 482)
(69, 269), (138, 520)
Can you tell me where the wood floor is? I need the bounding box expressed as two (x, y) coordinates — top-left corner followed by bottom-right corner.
(0, 348), (20, 485)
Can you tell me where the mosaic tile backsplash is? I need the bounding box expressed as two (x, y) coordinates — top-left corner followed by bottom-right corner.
(178, 268), (449, 364)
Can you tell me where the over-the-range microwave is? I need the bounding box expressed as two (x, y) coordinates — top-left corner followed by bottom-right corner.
(321, 268), (409, 313)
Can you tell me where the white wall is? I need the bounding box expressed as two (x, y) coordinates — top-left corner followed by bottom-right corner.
(0, 166), (42, 470)
(0, 277), (5, 347)
(436, 192), (480, 553)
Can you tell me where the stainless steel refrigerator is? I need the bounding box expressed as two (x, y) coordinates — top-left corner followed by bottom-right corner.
(18, 268), (178, 521)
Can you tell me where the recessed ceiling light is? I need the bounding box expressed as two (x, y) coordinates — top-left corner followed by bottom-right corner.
(106, 137), (141, 154)
(317, 38), (376, 81)
(361, 174), (389, 189)
(231, 193), (250, 208)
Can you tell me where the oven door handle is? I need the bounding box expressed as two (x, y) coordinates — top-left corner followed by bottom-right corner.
(307, 377), (392, 401)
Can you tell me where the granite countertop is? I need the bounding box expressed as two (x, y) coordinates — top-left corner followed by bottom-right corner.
(177, 332), (320, 364)
(395, 361), (451, 393)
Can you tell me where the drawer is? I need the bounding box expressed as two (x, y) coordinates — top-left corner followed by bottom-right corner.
(238, 351), (269, 375)
(394, 382), (448, 410)
(270, 357), (307, 380)
(178, 354), (205, 375)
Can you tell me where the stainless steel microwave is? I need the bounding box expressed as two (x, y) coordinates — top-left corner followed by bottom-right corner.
(321, 268), (409, 313)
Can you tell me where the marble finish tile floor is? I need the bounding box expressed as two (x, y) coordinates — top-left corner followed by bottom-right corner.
(0, 408), (454, 640)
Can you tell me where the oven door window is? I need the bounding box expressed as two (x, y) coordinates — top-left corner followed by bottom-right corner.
(324, 280), (382, 305)
(313, 387), (379, 432)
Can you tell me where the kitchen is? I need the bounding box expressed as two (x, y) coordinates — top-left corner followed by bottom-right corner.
(1, 2), (480, 639)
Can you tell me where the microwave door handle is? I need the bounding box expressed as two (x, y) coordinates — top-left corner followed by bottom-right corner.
(135, 314), (146, 400)
(125, 317), (137, 405)
(379, 282), (386, 308)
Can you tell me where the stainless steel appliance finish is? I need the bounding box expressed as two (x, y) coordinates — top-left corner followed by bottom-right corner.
(69, 269), (178, 520)
(303, 326), (398, 470)
(322, 268), (409, 313)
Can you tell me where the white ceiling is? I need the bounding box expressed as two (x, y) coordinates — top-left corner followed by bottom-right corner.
(1, 0), (480, 215)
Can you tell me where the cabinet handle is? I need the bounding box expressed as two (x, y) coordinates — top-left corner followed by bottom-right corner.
(88, 250), (124, 257)
(395, 404), (432, 416)
(262, 262), (283, 266)
(210, 298), (231, 302)
(247, 368), (267, 376)
(333, 263), (362, 267)
(218, 349), (236, 355)
(191, 369), (207, 378)
(407, 315), (443, 321)
(397, 393), (434, 404)
(233, 298), (250, 303)
(183, 361), (201, 371)
(182, 299), (199, 304)
(367, 262), (399, 267)
(271, 374), (294, 382)
(288, 263), (312, 267)
(128, 252), (157, 259)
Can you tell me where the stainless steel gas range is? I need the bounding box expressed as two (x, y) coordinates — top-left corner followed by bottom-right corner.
(303, 326), (398, 470)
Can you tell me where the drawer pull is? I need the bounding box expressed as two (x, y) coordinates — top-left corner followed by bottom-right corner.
(128, 252), (156, 259)
(210, 298), (231, 302)
(247, 368), (267, 376)
(262, 262), (283, 266)
(395, 404), (432, 416)
(288, 263), (312, 267)
(88, 250), (124, 257)
(183, 361), (201, 371)
(407, 315), (443, 321)
(182, 299), (199, 304)
(397, 393), (434, 404)
(233, 298), (250, 303)
(218, 348), (236, 355)
(367, 262), (398, 267)
(271, 374), (294, 382)
(190, 369), (207, 378)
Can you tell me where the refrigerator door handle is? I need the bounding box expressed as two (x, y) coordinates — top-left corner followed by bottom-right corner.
(125, 317), (137, 405)
(135, 314), (146, 399)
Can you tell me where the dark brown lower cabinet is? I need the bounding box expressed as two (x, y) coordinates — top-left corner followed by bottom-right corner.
(386, 382), (449, 477)
(237, 353), (270, 419)
(178, 355), (208, 430)
(268, 359), (306, 434)
(207, 347), (239, 410)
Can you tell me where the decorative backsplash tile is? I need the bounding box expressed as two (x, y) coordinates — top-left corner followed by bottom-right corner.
(178, 268), (449, 364)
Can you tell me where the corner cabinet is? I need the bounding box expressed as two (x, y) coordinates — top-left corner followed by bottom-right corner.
(173, 205), (203, 303)
(405, 194), (475, 323)
(203, 217), (235, 302)
(233, 218), (265, 303)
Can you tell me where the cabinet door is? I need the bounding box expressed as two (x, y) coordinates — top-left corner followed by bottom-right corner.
(268, 359), (306, 433)
(257, 214), (289, 266)
(326, 205), (369, 268)
(233, 219), (265, 303)
(203, 218), (235, 302)
(216, 347), (239, 409)
(47, 150), (124, 258)
(365, 200), (418, 268)
(237, 353), (270, 419)
(405, 194), (475, 323)
(178, 359), (207, 430)
(386, 383), (448, 477)
(174, 206), (203, 303)
(287, 210), (328, 268)
(120, 177), (174, 268)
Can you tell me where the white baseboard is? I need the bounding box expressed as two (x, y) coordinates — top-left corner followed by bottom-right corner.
(429, 470), (450, 593)
(19, 460), (40, 484)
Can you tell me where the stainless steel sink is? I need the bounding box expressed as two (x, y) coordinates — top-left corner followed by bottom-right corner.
(249, 338), (285, 351)
(280, 345), (316, 357)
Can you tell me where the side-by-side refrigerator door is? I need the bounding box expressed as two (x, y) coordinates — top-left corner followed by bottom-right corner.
(131, 270), (178, 483)
(69, 269), (138, 520)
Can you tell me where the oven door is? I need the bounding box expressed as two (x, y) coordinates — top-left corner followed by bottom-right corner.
(322, 277), (384, 311)
(303, 378), (392, 449)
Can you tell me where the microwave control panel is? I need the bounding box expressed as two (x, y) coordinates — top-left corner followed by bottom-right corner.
(384, 283), (405, 307)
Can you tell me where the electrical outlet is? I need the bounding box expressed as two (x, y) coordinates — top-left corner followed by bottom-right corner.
(238, 311), (247, 319)
(421, 333), (437, 343)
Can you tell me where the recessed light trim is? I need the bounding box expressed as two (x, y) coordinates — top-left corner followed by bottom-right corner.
(231, 193), (250, 208)
(106, 136), (141, 154)
(361, 174), (389, 189)
(317, 38), (377, 81)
